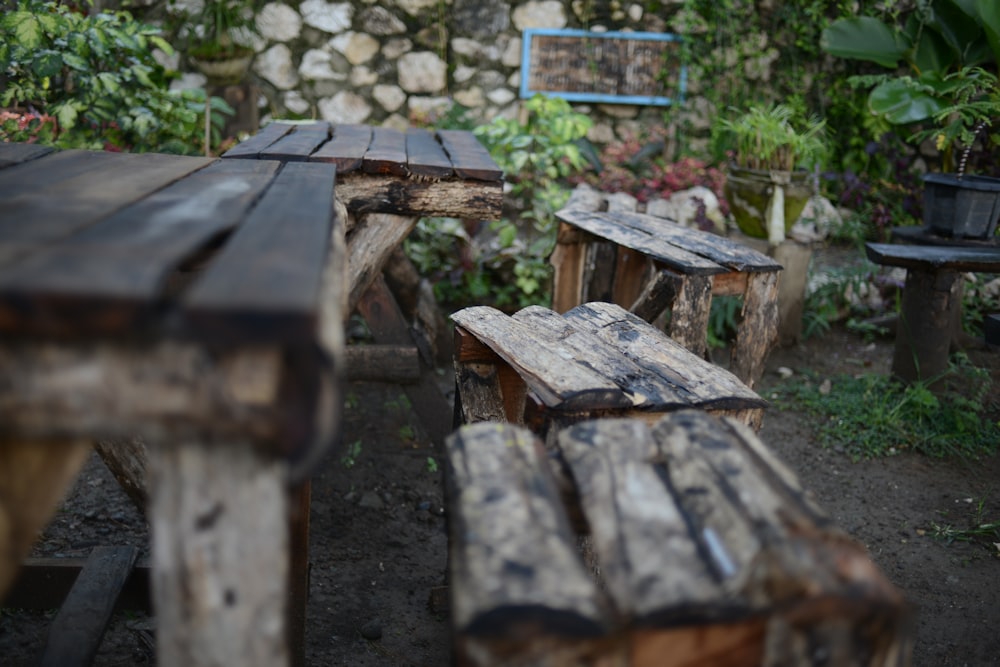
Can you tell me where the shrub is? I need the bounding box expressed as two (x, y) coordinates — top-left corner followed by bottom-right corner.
(0, 0), (231, 154)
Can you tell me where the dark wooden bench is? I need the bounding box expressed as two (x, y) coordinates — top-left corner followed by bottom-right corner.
(865, 243), (1000, 385)
(451, 301), (767, 436)
(551, 185), (782, 388)
(444, 412), (911, 666)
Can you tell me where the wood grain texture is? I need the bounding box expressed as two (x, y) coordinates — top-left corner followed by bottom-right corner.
(149, 439), (289, 667)
(0, 439), (91, 601)
(220, 122), (296, 159)
(405, 128), (454, 177)
(0, 142), (54, 168)
(346, 213), (418, 312)
(0, 159), (281, 337)
(335, 172), (502, 219)
(665, 273), (713, 358)
(310, 124), (372, 172)
(260, 123), (330, 162)
(363, 126), (408, 176)
(866, 243), (1000, 272)
(436, 129), (503, 181)
(447, 413), (911, 666)
(731, 271), (780, 389)
(182, 161), (337, 344)
(40, 546), (139, 667)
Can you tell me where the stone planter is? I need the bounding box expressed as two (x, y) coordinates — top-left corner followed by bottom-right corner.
(191, 53), (253, 86)
(724, 166), (812, 243)
(923, 172), (1000, 239)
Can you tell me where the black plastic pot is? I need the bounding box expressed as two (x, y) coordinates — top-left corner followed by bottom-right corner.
(923, 172), (1000, 239)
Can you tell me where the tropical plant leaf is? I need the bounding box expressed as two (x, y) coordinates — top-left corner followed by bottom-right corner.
(821, 17), (905, 69)
(869, 79), (947, 124)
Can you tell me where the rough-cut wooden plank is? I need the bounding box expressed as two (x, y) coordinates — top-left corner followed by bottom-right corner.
(550, 223), (587, 313)
(556, 209), (726, 275)
(221, 122), (296, 159)
(436, 129), (503, 181)
(335, 172), (502, 219)
(346, 344), (420, 383)
(445, 422), (607, 638)
(183, 161), (337, 344)
(0, 151), (215, 263)
(260, 123), (330, 162)
(562, 302), (765, 412)
(0, 142), (54, 168)
(149, 439), (289, 667)
(0, 159), (282, 337)
(582, 240), (617, 303)
(451, 306), (633, 411)
(0, 343), (285, 446)
(309, 124), (371, 172)
(511, 305), (698, 409)
(611, 246), (653, 310)
(731, 271), (779, 388)
(95, 438), (149, 511)
(405, 128), (454, 177)
(356, 276), (452, 446)
(4, 557), (151, 612)
(363, 127), (408, 176)
(606, 209), (783, 272)
(40, 546), (139, 667)
(0, 439), (91, 601)
(866, 243), (1000, 272)
(558, 419), (724, 623)
(629, 268), (680, 322)
(667, 273), (713, 358)
(454, 327), (528, 425)
(346, 213), (418, 312)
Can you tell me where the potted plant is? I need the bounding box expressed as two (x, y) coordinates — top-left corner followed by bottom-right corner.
(168, 0), (262, 86)
(717, 104), (827, 243)
(822, 0), (1000, 239)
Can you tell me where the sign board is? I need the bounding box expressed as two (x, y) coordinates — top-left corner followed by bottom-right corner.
(520, 28), (686, 106)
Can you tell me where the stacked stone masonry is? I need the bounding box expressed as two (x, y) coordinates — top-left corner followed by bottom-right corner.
(163, 0), (702, 145)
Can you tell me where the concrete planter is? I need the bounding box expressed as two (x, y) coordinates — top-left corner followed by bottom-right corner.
(724, 166), (812, 242)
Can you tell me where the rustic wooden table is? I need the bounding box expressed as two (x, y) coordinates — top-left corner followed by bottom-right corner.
(222, 122), (504, 445)
(0, 143), (345, 666)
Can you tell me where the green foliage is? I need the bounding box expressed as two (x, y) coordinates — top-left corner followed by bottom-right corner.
(716, 103), (828, 171)
(165, 0), (263, 60)
(0, 0), (231, 154)
(822, 1), (1000, 173)
(930, 498), (1000, 552)
(774, 356), (1000, 461)
(340, 440), (362, 468)
(407, 95), (592, 311)
(801, 263), (881, 340)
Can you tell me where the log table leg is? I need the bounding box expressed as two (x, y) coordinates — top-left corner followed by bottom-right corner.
(0, 439), (91, 600)
(731, 271), (780, 389)
(148, 440), (289, 667)
(892, 267), (962, 387)
(666, 273), (713, 359)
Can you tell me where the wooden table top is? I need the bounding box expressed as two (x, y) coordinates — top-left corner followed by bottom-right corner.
(0, 143), (341, 344)
(222, 122), (504, 219)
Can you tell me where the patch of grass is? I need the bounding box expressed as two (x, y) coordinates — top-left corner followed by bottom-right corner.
(773, 355), (1000, 461)
(930, 498), (1000, 554)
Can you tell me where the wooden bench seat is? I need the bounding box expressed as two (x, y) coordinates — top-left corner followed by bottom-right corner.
(551, 186), (783, 388)
(445, 412), (911, 666)
(865, 243), (1000, 385)
(451, 302), (767, 435)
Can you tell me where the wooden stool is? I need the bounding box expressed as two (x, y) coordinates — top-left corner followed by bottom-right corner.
(451, 302), (767, 436)
(865, 243), (1000, 386)
(550, 186), (782, 388)
(444, 412), (912, 667)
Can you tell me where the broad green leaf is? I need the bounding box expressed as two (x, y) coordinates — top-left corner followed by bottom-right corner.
(97, 72), (121, 94)
(869, 79), (947, 124)
(821, 17), (905, 69)
(32, 50), (63, 78)
(926, 0), (984, 59)
(54, 102), (79, 130)
(911, 24), (960, 73)
(977, 0), (1000, 66)
(9, 12), (44, 51)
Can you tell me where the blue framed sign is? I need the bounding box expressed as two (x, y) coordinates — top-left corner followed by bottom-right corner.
(520, 28), (687, 107)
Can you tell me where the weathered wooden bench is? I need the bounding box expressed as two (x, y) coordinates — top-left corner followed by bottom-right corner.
(865, 243), (1000, 385)
(451, 301), (767, 435)
(551, 185), (782, 388)
(445, 412), (912, 666)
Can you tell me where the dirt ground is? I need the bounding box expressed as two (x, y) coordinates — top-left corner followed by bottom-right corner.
(1, 314), (999, 666)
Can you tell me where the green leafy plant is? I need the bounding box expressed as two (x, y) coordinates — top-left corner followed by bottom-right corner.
(930, 498), (1000, 551)
(166, 0), (262, 61)
(717, 103), (828, 172)
(0, 0), (232, 154)
(822, 0), (1000, 174)
(774, 355), (1000, 460)
(407, 95), (592, 311)
(341, 440), (363, 469)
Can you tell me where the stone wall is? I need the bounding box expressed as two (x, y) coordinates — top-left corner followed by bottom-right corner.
(164, 0), (692, 145)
